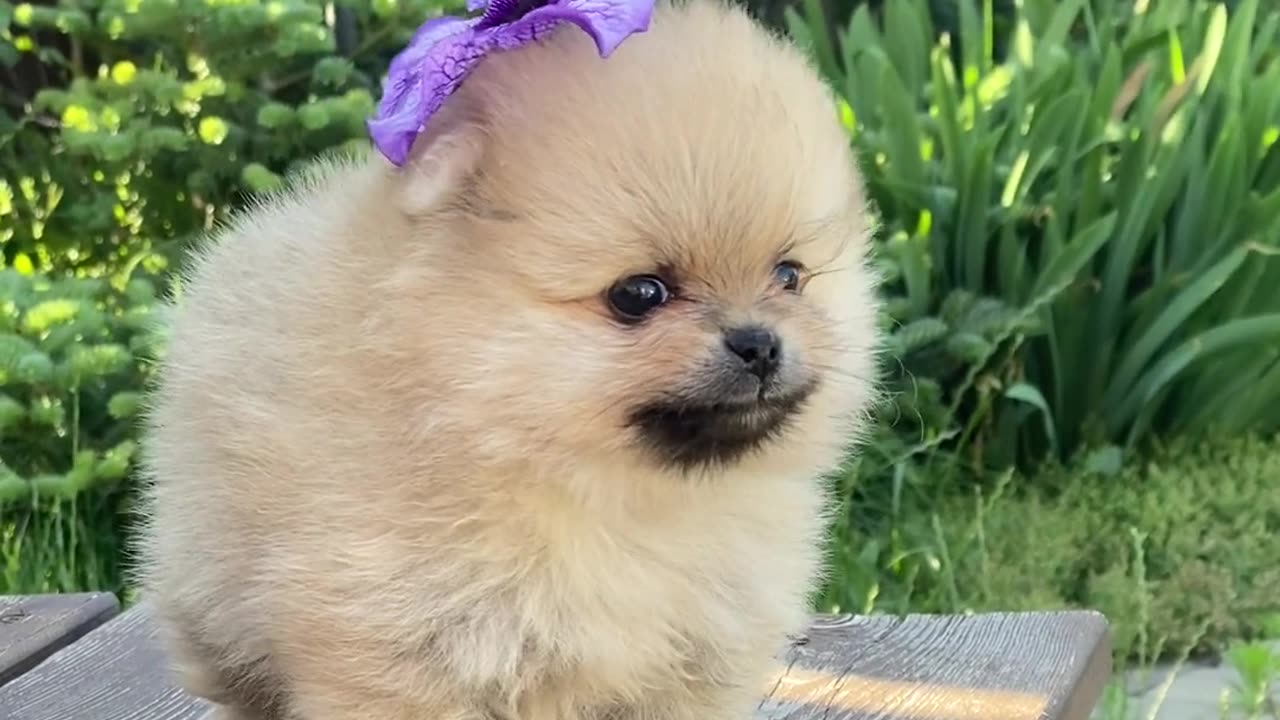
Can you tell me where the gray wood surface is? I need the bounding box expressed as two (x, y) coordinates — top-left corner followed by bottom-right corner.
(758, 611), (1111, 720)
(0, 597), (1110, 720)
(0, 601), (211, 720)
(0, 593), (120, 689)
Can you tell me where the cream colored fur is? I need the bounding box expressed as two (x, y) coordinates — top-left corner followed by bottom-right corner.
(134, 1), (882, 718)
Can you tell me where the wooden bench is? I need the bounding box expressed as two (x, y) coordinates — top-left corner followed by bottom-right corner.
(0, 593), (1112, 719)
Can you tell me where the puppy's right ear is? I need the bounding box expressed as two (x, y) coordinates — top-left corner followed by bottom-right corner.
(391, 116), (486, 218)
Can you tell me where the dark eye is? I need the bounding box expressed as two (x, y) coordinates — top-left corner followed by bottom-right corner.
(607, 275), (671, 322)
(773, 261), (804, 292)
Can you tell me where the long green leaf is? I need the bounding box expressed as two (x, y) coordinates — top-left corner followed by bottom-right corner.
(889, 231), (932, 318)
(882, 0), (929, 95)
(1004, 382), (1059, 456)
(996, 217), (1026, 300)
(1089, 129), (1200, 397)
(981, 0), (994, 76)
(874, 54), (927, 196)
(1243, 187), (1280, 243)
(1104, 245), (1250, 419)
(1118, 314), (1280, 444)
(797, 0), (841, 87)
(1013, 89), (1088, 208)
(1087, 133), (1153, 337)
(929, 45), (966, 192)
(1218, 0), (1259, 104)
(959, 139), (994, 288)
(1039, 0), (1086, 50)
(1176, 349), (1280, 435)
(1189, 114), (1248, 266)
(1032, 212), (1118, 299)
(1223, 355), (1280, 434)
(1243, 65), (1280, 180)
(1249, 11), (1278, 69)
(1169, 118), (1211, 269)
(1194, 3), (1228, 96)
(843, 31), (885, 130)
(1042, 212), (1119, 431)
(958, 0), (983, 91)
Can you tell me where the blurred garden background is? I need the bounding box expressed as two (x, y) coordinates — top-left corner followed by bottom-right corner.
(1, 0), (1278, 714)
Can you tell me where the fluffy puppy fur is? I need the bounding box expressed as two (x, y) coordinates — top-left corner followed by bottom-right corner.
(135, 1), (882, 718)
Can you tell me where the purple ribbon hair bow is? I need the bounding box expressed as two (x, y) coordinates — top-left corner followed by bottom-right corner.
(367, 0), (656, 166)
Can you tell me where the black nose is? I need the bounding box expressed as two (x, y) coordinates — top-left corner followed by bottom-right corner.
(723, 326), (782, 381)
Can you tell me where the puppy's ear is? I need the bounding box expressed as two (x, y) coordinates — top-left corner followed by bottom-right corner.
(392, 115), (486, 217)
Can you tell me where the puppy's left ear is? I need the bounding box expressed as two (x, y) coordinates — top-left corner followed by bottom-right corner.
(391, 114), (487, 217)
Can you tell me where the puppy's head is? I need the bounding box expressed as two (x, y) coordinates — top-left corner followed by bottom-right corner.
(377, 0), (880, 481)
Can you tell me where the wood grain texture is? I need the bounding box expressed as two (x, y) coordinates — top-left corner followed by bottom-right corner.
(0, 599), (1109, 720)
(0, 593), (120, 689)
(757, 611), (1111, 720)
(0, 601), (211, 720)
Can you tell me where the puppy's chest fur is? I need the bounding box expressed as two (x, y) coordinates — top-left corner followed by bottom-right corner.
(415, 468), (825, 709)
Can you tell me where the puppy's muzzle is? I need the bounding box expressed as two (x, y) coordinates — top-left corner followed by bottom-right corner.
(627, 326), (818, 470)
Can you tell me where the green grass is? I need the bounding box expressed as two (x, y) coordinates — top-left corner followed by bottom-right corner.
(0, 492), (126, 595)
(819, 433), (1280, 665)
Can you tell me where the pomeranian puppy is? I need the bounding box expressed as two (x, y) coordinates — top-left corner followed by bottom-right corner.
(135, 0), (881, 718)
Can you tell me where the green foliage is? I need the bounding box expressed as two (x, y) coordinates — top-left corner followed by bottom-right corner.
(0, 270), (153, 502)
(819, 433), (1280, 664)
(0, 0), (466, 593)
(0, 268), (154, 594)
(790, 0), (1280, 478)
(2, 494), (128, 594)
(1, 0), (464, 277)
(1223, 639), (1280, 719)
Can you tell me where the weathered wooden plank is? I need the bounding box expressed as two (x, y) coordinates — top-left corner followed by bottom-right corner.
(757, 611), (1111, 720)
(0, 599), (1109, 720)
(0, 593), (120, 689)
(0, 602), (211, 720)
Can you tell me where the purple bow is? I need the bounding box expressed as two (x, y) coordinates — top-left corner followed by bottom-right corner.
(367, 0), (655, 166)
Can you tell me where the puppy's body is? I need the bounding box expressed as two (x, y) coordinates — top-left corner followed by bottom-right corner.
(137, 2), (880, 718)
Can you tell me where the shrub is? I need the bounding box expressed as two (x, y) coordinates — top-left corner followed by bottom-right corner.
(1, 0), (465, 275)
(819, 433), (1280, 664)
(0, 268), (155, 593)
(788, 0), (1280, 480)
(0, 280), (146, 589)
(0, 0), (465, 593)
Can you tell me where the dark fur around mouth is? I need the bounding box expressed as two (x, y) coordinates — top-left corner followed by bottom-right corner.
(627, 380), (818, 470)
